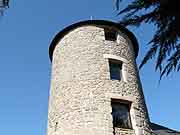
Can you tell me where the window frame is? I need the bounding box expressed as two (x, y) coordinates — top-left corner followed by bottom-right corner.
(109, 59), (123, 81)
(111, 99), (133, 129)
(104, 28), (117, 41)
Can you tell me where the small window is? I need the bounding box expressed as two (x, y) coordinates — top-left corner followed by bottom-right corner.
(111, 100), (132, 129)
(104, 28), (117, 41)
(109, 60), (122, 80)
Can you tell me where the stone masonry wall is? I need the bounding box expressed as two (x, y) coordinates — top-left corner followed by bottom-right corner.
(47, 25), (153, 135)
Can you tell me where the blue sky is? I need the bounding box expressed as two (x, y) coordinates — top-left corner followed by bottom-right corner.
(0, 0), (179, 135)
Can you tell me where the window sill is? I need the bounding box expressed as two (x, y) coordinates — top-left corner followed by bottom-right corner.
(114, 127), (135, 134)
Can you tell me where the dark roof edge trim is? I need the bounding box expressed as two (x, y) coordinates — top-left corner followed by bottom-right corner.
(150, 122), (180, 133)
(49, 20), (139, 61)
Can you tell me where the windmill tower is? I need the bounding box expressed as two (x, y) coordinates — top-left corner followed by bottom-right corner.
(47, 20), (152, 135)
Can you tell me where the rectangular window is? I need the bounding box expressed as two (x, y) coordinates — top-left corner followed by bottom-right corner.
(104, 28), (117, 41)
(109, 60), (122, 80)
(111, 100), (132, 129)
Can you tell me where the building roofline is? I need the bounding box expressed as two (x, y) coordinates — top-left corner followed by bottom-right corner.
(49, 20), (139, 61)
(150, 122), (180, 135)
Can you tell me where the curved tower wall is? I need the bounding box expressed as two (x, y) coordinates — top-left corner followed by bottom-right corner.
(47, 23), (152, 135)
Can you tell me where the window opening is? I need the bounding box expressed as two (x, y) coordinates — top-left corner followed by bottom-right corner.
(111, 100), (132, 129)
(104, 28), (117, 41)
(109, 59), (122, 80)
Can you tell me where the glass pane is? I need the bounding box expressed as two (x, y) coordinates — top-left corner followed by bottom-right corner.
(112, 102), (132, 129)
(109, 61), (122, 80)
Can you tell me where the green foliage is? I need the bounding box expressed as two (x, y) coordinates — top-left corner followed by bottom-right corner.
(115, 0), (180, 79)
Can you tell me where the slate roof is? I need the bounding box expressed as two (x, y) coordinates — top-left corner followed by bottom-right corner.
(151, 123), (180, 135)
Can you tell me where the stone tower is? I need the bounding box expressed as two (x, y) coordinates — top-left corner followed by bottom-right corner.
(47, 20), (152, 135)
